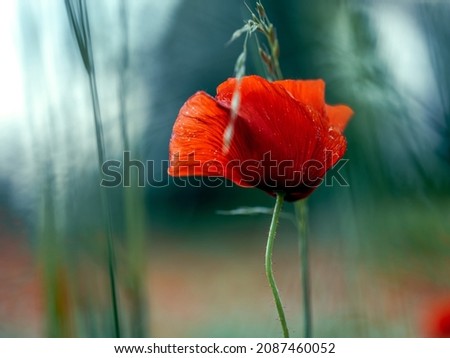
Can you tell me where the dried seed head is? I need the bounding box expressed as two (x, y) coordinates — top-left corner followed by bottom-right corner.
(256, 2), (266, 19)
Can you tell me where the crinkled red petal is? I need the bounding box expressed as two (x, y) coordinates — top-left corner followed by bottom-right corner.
(274, 79), (326, 115)
(168, 91), (230, 177)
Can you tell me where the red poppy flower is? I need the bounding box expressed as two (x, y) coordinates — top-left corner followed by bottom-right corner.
(168, 75), (353, 201)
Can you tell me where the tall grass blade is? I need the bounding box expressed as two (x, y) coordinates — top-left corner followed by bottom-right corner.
(117, 0), (149, 337)
(64, 0), (121, 338)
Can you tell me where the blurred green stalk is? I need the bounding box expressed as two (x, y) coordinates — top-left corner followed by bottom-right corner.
(39, 187), (73, 337)
(117, 0), (148, 337)
(295, 200), (312, 338)
(65, 0), (121, 337)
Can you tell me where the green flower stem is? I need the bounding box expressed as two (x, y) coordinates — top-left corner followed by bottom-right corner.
(266, 192), (289, 338)
(295, 200), (312, 338)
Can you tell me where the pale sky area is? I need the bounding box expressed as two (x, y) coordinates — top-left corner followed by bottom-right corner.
(0, 1), (25, 121)
(372, 2), (438, 105)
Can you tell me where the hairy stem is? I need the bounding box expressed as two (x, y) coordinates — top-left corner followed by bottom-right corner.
(266, 192), (289, 338)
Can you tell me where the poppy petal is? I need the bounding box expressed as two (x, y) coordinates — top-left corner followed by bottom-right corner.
(276, 79), (353, 132)
(274, 79), (326, 114)
(215, 76), (345, 167)
(326, 104), (353, 132)
(215, 75), (323, 167)
(168, 91), (230, 177)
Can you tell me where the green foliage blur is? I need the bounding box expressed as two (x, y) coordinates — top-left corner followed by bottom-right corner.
(0, 0), (449, 337)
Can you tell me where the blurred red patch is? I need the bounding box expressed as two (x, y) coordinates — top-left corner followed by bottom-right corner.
(424, 300), (450, 338)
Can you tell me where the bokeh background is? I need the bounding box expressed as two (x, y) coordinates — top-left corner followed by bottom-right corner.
(0, 0), (449, 337)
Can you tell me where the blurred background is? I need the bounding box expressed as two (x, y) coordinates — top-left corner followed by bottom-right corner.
(0, 0), (449, 337)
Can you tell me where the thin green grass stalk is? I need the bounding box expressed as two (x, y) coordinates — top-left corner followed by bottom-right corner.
(266, 193), (289, 338)
(117, 0), (148, 337)
(295, 200), (312, 338)
(39, 188), (59, 337)
(65, 0), (121, 338)
(38, 110), (73, 337)
(124, 184), (148, 337)
(18, 7), (70, 336)
(118, 0), (130, 152)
